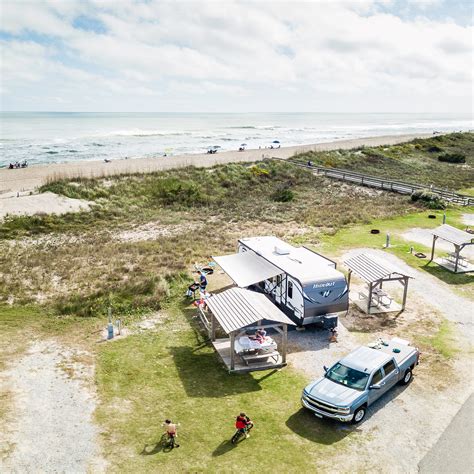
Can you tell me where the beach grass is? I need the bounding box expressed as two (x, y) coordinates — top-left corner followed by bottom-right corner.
(294, 132), (474, 192)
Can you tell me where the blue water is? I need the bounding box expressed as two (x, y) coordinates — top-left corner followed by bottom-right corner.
(0, 112), (472, 167)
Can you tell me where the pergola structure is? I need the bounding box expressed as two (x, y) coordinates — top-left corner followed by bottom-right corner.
(344, 254), (412, 314)
(429, 224), (474, 273)
(197, 287), (295, 373)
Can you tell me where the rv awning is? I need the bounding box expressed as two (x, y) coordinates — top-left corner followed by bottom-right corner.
(206, 287), (295, 334)
(213, 251), (282, 287)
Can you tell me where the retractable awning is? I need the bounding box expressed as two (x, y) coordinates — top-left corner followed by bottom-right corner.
(213, 251), (282, 287)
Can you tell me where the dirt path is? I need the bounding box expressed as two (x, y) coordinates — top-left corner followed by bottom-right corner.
(0, 340), (105, 473)
(288, 250), (473, 473)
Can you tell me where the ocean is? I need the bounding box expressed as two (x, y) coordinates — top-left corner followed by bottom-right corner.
(0, 112), (472, 168)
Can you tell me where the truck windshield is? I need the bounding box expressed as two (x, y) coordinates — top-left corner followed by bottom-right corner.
(326, 363), (369, 391)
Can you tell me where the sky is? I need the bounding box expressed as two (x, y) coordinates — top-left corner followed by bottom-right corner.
(0, 0), (473, 113)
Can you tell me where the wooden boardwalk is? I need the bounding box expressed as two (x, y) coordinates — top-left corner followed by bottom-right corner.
(271, 158), (474, 206)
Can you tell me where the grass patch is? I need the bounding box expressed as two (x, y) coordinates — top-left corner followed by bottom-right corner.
(417, 320), (458, 359)
(95, 306), (359, 472)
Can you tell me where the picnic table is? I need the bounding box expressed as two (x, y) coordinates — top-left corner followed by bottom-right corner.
(359, 287), (393, 308)
(444, 252), (468, 268)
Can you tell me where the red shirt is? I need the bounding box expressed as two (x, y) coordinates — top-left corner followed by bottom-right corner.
(235, 416), (248, 429)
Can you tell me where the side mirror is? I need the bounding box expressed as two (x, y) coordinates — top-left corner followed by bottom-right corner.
(370, 384), (381, 390)
(323, 365), (329, 373)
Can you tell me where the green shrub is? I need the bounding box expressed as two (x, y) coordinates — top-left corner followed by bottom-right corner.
(411, 190), (446, 209)
(151, 178), (207, 206)
(427, 145), (443, 153)
(438, 153), (466, 164)
(271, 184), (294, 202)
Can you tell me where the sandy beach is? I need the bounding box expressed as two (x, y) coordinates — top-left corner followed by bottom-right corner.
(0, 133), (431, 195)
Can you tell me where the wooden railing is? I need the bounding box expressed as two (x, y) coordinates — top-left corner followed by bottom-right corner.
(271, 158), (474, 206)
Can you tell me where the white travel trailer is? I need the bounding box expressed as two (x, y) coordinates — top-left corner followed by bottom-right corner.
(213, 236), (349, 327)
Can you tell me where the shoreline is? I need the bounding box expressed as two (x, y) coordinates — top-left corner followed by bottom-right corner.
(0, 133), (432, 195)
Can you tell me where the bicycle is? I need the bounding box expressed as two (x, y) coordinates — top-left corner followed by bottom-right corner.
(231, 422), (254, 444)
(161, 431), (178, 449)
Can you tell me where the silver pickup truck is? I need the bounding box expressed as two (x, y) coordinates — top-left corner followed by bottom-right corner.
(301, 338), (420, 424)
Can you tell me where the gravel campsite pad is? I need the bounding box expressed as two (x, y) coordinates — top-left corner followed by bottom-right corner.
(0, 340), (105, 473)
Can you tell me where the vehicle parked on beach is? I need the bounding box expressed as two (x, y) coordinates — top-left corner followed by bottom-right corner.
(301, 338), (420, 423)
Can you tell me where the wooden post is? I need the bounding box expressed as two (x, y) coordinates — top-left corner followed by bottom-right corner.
(282, 324), (288, 364)
(454, 245), (460, 273)
(401, 277), (408, 311)
(430, 235), (438, 262)
(230, 332), (235, 371)
(367, 282), (373, 314)
(211, 313), (216, 341)
(347, 270), (352, 290)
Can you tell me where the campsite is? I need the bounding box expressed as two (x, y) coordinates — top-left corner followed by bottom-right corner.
(1, 133), (473, 472)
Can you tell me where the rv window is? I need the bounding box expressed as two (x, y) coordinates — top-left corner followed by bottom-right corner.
(288, 281), (293, 299)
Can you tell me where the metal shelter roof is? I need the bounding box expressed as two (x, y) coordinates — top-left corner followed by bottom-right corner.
(431, 224), (474, 247)
(212, 251), (282, 288)
(205, 287), (295, 334)
(344, 253), (411, 283)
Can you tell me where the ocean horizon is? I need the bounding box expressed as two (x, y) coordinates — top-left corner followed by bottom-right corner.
(1, 112), (472, 168)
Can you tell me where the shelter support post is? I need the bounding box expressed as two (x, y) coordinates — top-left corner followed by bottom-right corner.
(454, 245), (460, 273)
(367, 282), (373, 314)
(211, 313), (216, 341)
(401, 277), (408, 311)
(282, 324), (288, 364)
(430, 235), (438, 262)
(230, 332), (235, 371)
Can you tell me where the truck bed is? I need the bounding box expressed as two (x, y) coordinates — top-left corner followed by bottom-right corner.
(369, 339), (417, 368)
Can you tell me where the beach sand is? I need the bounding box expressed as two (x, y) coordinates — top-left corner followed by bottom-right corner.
(0, 133), (430, 219)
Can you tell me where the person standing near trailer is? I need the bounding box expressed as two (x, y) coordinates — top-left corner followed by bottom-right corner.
(198, 272), (208, 291)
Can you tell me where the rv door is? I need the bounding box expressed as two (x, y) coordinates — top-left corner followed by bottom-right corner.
(274, 274), (284, 304)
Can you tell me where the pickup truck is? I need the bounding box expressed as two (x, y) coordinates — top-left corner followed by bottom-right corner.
(301, 338), (420, 424)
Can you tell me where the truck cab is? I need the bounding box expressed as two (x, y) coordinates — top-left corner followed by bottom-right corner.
(301, 339), (419, 423)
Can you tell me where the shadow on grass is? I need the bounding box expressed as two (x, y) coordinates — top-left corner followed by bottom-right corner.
(212, 439), (237, 457)
(140, 442), (163, 456)
(423, 262), (474, 286)
(170, 346), (262, 398)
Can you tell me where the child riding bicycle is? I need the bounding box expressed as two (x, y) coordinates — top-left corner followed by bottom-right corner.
(163, 419), (180, 448)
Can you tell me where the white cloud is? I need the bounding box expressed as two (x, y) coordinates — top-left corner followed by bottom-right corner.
(0, 0), (472, 112)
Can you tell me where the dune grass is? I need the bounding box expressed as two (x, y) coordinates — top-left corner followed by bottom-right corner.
(0, 160), (419, 239)
(294, 132), (474, 192)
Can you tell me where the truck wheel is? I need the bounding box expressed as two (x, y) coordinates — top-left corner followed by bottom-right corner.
(352, 406), (366, 424)
(400, 369), (412, 385)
